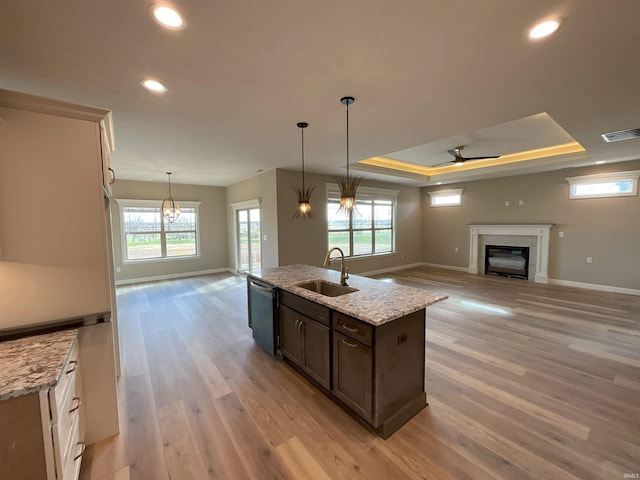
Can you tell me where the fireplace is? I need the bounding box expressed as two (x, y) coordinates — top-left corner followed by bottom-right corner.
(485, 245), (530, 279)
(468, 224), (553, 283)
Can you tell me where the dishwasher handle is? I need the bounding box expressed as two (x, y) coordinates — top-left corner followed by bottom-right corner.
(249, 280), (274, 295)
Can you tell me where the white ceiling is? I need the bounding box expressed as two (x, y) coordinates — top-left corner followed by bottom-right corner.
(1, 0), (639, 187)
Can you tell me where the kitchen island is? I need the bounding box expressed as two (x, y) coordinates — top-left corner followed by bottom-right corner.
(248, 264), (447, 438)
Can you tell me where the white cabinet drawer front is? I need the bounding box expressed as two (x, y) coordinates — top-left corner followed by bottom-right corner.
(63, 413), (85, 480)
(51, 340), (80, 422)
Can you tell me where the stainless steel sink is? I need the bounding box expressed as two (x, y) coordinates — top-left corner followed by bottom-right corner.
(296, 280), (358, 297)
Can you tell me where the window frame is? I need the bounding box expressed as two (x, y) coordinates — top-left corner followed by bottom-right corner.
(325, 183), (398, 258)
(426, 188), (463, 207)
(116, 198), (202, 263)
(565, 170), (640, 199)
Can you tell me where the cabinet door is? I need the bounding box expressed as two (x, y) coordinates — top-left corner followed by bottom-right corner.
(301, 317), (330, 390)
(279, 306), (302, 365)
(332, 332), (373, 422)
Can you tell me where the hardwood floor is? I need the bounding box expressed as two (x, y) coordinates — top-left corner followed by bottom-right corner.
(79, 267), (640, 480)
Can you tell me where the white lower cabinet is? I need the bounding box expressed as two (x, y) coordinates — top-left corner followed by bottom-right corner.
(45, 340), (86, 480)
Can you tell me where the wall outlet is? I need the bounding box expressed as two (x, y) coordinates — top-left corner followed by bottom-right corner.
(263, 235), (268, 241)
(519, 200), (524, 206)
(505, 200), (510, 207)
(454, 247), (459, 253)
(116, 267), (121, 273)
(559, 231), (564, 238)
(587, 256), (593, 264)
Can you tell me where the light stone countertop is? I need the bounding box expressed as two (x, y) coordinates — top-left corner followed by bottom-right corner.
(251, 264), (448, 326)
(0, 329), (78, 401)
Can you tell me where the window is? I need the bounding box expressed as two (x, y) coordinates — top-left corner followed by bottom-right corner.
(326, 184), (397, 257)
(427, 188), (463, 207)
(117, 199), (201, 262)
(566, 171), (639, 199)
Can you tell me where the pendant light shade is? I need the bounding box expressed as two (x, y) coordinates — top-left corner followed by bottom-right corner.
(161, 172), (181, 223)
(337, 96), (361, 215)
(293, 122), (315, 219)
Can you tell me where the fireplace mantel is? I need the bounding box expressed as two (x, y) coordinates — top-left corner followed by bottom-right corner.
(467, 224), (553, 283)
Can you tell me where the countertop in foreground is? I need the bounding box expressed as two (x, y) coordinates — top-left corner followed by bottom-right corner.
(0, 329), (77, 400)
(251, 264), (447, 326)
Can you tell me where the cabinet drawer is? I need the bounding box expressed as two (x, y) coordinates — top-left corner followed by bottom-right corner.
(333, 312), (373, 347)
(51, 339), (80, 421)
(279, 290), (330, 326)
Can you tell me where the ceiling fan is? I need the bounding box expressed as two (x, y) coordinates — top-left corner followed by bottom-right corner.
(435, 145), (500, 167)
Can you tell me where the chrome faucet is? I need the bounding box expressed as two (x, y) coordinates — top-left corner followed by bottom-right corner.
(323, 247), (349, 286)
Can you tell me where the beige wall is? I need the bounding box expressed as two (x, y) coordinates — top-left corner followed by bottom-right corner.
(225, 170), (279, 270)
(421, 160), (640, 289)
(111, 180), (228, 282)
(275, 169), (423, 274)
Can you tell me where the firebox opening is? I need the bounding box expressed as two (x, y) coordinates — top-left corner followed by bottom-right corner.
(485, 245), (530, 279)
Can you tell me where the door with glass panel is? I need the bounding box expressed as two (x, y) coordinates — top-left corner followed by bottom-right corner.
(237, 207), (261, 274)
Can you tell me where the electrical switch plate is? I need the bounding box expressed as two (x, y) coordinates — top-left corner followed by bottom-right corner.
(263, 235), (268, 241)
(559, 232), (564, 238)
(505, 200), (510, 207)
(455, 247), (459, 253)
(587, 256), (593, 264)
(519, 200), (524, 206)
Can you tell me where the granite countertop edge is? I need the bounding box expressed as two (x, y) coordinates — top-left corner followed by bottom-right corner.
(250, 264), (448, 326)
(0, 329), (78, 401)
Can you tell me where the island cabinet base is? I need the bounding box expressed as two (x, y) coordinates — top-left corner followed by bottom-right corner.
(279, 290), (427, 439)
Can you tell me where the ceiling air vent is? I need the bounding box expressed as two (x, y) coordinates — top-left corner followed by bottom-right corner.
(601, 128), (640, 143)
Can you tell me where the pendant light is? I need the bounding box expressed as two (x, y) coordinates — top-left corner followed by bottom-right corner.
(337, 96), (361, 215)
(293, 122), (315, 219)
(161, 172), (181, 223)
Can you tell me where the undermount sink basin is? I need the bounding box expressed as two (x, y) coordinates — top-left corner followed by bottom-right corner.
(296, 280), (358, 297)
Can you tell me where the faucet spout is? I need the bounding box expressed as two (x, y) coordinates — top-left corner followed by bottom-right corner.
(323, 247), (349, 286)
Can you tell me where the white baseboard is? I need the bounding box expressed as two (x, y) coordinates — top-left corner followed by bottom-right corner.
(421, 262), (469, 273)
(548, 278), (640, 296)
(115, 268), (235, 286)
(359, 262), (425, 277)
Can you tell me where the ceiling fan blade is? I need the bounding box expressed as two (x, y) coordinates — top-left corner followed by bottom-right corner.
(432, 160), (455, 167)
(462, 155), (500, 160)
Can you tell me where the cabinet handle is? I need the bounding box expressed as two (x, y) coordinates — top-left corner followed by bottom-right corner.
(73, 442), (86, 461)
(69, 397), (82, 413)
(342, 338), (358, 348)
(66, 360), (78, 374)
(342, 324), (358, 333)
(108, 167), (116, 184)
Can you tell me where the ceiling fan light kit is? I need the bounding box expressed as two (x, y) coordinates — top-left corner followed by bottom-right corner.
(293, 122), (315, 219)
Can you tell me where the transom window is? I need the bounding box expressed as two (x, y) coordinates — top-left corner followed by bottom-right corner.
(566, 171), (639, 199)
(427, 188), (463, 207)
(117, 199), (201, 262)
(326, 184), (397, 257)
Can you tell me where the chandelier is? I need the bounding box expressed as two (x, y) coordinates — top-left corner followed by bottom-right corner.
(161, 172), (180, 223)
(293, 122), (315, 219)
(336, 96), (361, 214)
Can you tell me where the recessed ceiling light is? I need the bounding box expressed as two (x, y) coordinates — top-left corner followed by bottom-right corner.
(595, 160), (606, 165)
(151, 5), (186, 30)
(529, 19), (560, 40)
(436, 182), (442, 185)
(141, 79), (168, 93)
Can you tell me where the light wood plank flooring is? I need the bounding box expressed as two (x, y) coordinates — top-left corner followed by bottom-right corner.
(80, 267), (640, 480)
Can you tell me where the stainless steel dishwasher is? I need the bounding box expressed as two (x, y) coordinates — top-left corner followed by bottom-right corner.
(247, 276), (277, 355)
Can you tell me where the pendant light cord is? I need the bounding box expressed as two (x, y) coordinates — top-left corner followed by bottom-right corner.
(346, 101), (350, 181)
(301, 127), (305, 191)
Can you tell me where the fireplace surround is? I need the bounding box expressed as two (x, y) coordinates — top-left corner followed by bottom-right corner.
(467, 224), (553, 283)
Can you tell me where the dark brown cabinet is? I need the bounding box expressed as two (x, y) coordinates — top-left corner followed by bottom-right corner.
(277, 289), (427, 438)
(279, 295), (331, 390)
(332, 331), (372, 421)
